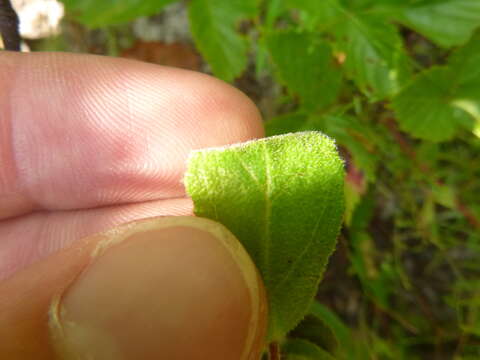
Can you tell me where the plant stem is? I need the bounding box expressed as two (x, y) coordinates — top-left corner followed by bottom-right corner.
(0, 0), (21, 51)
(268, 342), (280, 360)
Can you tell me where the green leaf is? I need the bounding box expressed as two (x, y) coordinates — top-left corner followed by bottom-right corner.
(188, 0), (257, 82)
(61, 0), (176, 28)
(447, 32), (480, 126)
(393, 32), (480, 142)
(284, 338), (336, 360)
(309, 302), (370, 360)
(290, 314), (339, 355)
(271, 0), (409, 99)
(266, 31), (342, 110)
(185, 132), (345, 340)
(334, 14), (410, 99)
(320, 115), (379, 182)
(297, 0), (410, 99)
(284, 0), (341, 30)
(396, 0), (480, 47)
(265, 113), (379, 182)
(309, 302), (351, 352)
(393, 68), (469, 141)
(264, 112), (309, 136)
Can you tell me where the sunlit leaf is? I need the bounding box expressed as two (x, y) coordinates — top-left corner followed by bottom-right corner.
(393, 33), (480, 141)
(185, 132), (345, 340)
(334, 14), (410, 99)
(396, 0), (480, 47)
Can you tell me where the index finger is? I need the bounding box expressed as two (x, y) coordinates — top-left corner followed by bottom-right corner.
(0, 52), (264, 220)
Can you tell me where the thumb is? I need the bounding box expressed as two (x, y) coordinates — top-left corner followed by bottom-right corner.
(0, 216), (268, 360)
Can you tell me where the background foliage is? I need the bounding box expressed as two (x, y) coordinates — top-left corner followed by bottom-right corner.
(34, 0), (480, 358)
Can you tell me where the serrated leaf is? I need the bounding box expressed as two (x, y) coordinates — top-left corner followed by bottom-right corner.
(185, 132), (345, 340)
(266, 31), (342, 110)
(396, 0), (480, 47)
(334, 14), (410, 99)
(270, 0), (410, 99)
(284, 338), (336, 360)
(392, 68), (472, 141)
(393, 32), (480, 142)
(62, 0), (175, 28)
(188, 0), (257, 82)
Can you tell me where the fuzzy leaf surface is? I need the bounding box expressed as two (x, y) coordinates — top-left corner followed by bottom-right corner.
(184, 132), (345, 340)
(265, 113), (379, 181)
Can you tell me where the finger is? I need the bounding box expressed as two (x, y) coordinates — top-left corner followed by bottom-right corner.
(0, 197), (193, 281)
(0, 216), (268, 360)
(0, 52), (264, 220)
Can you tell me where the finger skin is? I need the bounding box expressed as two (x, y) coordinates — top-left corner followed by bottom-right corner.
(0, 217), (268, 359)
(0, 231), (93, 359)
(0, 52), (264, 279)
(0, 197), (193, 281)
(0, 52), (264, 219)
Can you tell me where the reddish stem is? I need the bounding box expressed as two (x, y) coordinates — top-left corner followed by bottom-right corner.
(268, 342), (280, 360)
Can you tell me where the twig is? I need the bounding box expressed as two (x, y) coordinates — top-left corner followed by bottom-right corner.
(0, 0), (21, 51)
(268, 342), (281, 360)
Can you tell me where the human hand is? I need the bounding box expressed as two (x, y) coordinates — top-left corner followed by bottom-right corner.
(0, 52), (267, 359)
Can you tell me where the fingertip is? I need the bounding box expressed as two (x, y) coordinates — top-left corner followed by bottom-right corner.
(0, 216), (267, 359)
(50, 216), (267, 359)
(1, 52), (264, 217)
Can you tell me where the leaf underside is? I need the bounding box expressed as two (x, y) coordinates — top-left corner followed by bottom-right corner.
(185, 132), (345, 340)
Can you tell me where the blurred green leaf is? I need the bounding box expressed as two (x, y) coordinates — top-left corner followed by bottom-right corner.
(395, 0), (480, 47)
(62, 0), (176, 27)
(350, 232), (397, 308)
(188, 0), (257, 81)
(284, 338), (336, 360)
(334, 13), (410, 100)
(309, 302), (370, 360)
(320, 115), (379, 182)
(432, 184), (457, 209)
(266, 31), (342, 110)
(284, 0), (341, 30)
(393, 32), (480, 142)
(269, 0), (410, 99)
(264, 112), (310, 136)
(447, 31), (480, 125)
(290, 314), (339, 355)
(392, 67), (473, 141)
